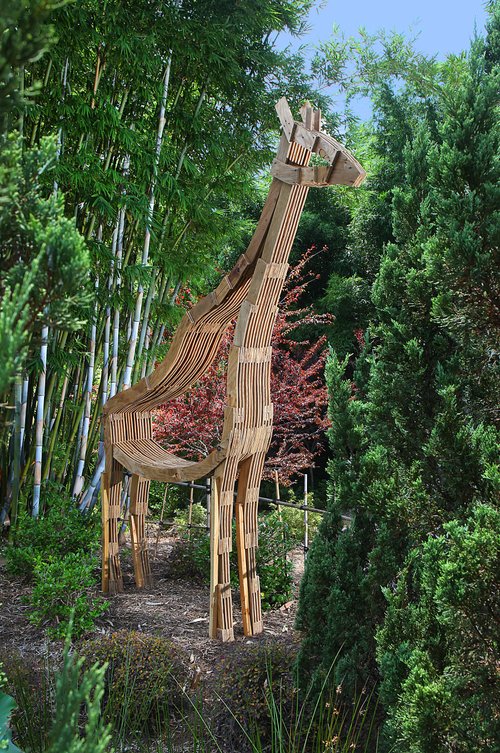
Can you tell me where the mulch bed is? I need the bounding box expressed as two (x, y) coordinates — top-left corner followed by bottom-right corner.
(0, 527), (305, 676)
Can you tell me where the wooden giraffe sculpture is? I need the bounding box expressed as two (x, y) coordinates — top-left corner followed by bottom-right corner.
(101, 98), (366, 641)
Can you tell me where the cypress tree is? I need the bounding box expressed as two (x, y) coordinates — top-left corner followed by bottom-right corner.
(297, 11), (500, 750)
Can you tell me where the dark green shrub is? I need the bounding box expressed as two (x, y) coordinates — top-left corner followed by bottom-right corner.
(28, 554), (108, 639)
(80, 630), (189, 734)
(6, 486), (100, 579)
(213, 641), (297, 753)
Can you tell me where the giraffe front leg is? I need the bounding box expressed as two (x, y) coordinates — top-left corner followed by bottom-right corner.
(130, 474), (152, 588)
(237, 452), (266, 636)
(209, 461), (238, 642)
(102, 460), (124, 594)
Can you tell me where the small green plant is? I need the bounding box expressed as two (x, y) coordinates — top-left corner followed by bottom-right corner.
(47, 628), (111, 753)
(0, 651), (51, 753)
(6, 485), (100, 579)
(275, 496), (322, 546)
(28, 554), (108, 639)
(172, 510), (293, 610)
(80, 630), (189, 736)
(0, 662), (22, 753)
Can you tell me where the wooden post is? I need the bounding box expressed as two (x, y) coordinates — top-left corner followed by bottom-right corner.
(188, 481), (194, 540)
(129, 474), (152, 588)
(303, 472), (309, 561)
(206, 477), (211, 531)
(235, 458), (252, 636)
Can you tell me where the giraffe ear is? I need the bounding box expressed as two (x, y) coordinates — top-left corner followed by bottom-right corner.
(300, 101), (321, 131)
(275, 97), (295, 140)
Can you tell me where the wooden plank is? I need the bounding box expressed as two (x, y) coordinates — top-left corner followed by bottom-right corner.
(275, 97), (295, 140)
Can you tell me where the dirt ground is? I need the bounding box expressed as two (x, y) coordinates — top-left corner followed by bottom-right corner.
(0, 525), (305, 672)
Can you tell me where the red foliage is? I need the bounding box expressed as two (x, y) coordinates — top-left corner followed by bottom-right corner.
(153, 247), (333, 485)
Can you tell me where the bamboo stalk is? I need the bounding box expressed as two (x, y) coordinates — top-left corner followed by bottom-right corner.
(19, 375), (28, 457)
(72, 276), (98, 497)
(10, 376), (22, 531)
(110, 208), (125, 399)
(146, 279), (181, 375)
(134, 267), (158, 382)
(43, 372), (69, 480)
(122, 62), (171, 389)
(32, 324), (48, 517)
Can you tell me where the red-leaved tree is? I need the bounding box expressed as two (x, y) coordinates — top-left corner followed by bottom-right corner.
(153, 247), (332, 485)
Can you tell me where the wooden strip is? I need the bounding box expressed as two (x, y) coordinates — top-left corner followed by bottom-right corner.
(275, 96), (295, 140)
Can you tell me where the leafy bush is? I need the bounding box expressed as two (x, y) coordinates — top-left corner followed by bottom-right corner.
(173, 501), (207, 532)
(6, 486), (99, 579)
(28, 554), (108, 639)
(276, 494), (322, 546)
(147, 480), (184, 519)
(5, 486), (105, 639)
(80, 631), (189, 735)
(257, 512), (293, 609)
(172, 510), (293, 610)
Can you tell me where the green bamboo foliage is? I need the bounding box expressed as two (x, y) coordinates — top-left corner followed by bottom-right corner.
(1, 0), (321, 515)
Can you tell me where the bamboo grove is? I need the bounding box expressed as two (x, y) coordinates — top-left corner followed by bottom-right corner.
(1, 0), (323, 522)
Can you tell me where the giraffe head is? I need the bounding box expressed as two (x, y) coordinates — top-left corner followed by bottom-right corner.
(272, 97), (366, 188)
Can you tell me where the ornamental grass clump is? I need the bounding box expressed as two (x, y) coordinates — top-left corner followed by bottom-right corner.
(213, 641), (297, 753)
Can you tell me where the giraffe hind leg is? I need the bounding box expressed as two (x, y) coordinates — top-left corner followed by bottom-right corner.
(130, 474), (153, 588)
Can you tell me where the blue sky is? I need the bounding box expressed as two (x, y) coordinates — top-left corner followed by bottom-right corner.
(284, 0), (488, 59)
(278, 0), (489, 119)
